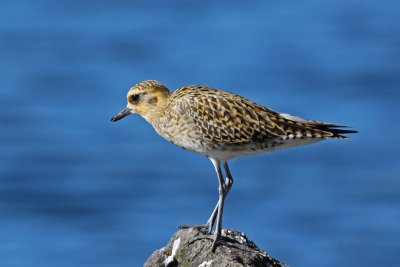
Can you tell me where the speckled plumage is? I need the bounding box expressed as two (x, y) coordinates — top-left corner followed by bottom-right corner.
(111, 80), (356, 252)
(114, 80), (355, 161)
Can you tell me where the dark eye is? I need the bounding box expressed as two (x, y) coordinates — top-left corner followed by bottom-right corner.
(130, 94), (141, 103)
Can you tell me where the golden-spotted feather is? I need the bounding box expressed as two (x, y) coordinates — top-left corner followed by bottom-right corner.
(175, 85), (286, 143)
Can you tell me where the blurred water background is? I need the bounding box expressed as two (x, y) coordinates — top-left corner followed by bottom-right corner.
(1, 1), (399, 266)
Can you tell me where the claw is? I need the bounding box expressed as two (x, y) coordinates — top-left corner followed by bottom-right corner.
(178, 224), (210, 233)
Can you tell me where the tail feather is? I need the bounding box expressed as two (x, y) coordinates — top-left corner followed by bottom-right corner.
(276, 112), (357, 139)
(312, 123), (358, 139)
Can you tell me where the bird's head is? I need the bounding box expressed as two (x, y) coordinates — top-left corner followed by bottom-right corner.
(111, 80), (170, 122)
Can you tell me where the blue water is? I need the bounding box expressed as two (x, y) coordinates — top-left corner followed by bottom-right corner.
(1, 1), (399, 267)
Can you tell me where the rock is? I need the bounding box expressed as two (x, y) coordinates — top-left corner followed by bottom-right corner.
(144, 227), (288, 267)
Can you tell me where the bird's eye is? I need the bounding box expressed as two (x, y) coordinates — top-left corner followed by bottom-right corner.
(130, 94), (141, 103)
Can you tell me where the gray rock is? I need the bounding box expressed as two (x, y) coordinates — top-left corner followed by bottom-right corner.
(144, 227), (288, 267)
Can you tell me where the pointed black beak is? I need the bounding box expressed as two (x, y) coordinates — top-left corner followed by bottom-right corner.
(111, 108), (132, 122)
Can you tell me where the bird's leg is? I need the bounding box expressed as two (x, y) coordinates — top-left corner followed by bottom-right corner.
(209, 158), (226, 252)
(178, 161), (228, 233)
(206, 161), (234, 234)
(179, 161), (234, 251)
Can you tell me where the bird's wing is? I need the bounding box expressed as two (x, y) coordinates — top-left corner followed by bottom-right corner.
(173, 85), (357, 142)
(175, 86), (287, 143)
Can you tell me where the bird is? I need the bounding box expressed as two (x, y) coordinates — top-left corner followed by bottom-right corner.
(111, 80), (357, 252)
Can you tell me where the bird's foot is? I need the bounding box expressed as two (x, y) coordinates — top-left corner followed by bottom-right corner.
(178, 224), (224, 253)
(178, 223), (212, 234)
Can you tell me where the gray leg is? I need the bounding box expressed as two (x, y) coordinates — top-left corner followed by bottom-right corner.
(209, 158), (227, 252)
(206, 161), (234, 233)
(178, 161), (234, 251)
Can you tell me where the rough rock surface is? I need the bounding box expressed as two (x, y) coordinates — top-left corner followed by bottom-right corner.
(144, 227), (288, 267)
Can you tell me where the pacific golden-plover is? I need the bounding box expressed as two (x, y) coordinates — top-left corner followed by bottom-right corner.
(111, 80), (356, 252)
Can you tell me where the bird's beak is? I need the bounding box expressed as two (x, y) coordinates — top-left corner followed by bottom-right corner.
(111, 108), (132, 122)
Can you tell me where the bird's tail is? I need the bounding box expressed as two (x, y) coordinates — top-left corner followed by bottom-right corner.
(277, 112), (357, 139)
(311, 123), (358, 139)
